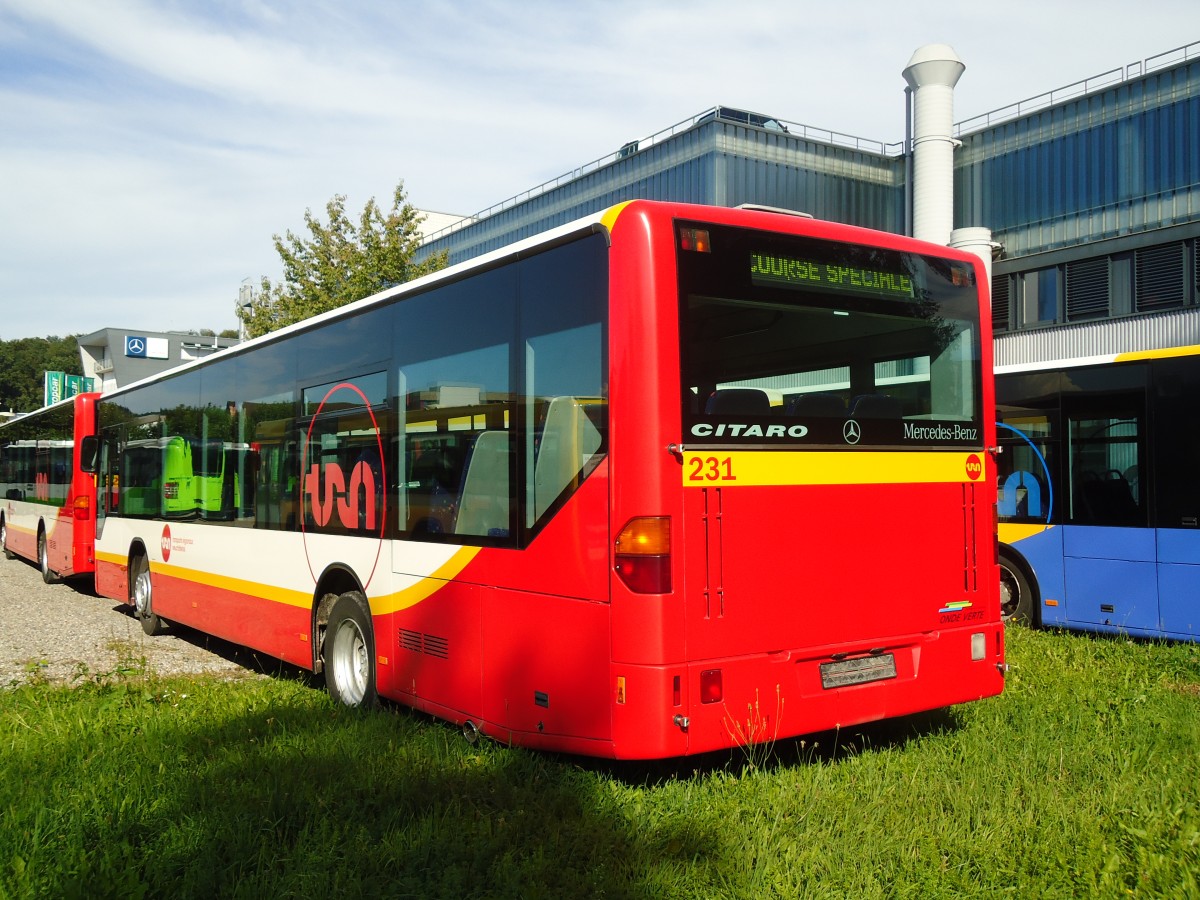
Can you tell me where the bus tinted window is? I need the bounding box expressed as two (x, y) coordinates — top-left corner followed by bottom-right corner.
(1153, 358), (1200, 528)
(679, 223), (982, 448)
(519, 234), (607, 527)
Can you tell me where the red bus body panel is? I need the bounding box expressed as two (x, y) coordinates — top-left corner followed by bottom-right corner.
(1, 393), (98, 579)
(83, 201), (1002, 759)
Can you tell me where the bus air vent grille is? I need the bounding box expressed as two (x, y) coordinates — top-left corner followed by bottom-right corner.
(399, 629), (450, 659)
(400, 629), (423, 653)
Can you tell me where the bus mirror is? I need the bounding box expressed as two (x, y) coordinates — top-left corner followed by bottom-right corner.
(79, 435), (99, 473)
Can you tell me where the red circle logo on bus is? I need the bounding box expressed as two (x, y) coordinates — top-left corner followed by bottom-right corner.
(300, 381), (387, 590)
(161, 524), (172, 562)
(965, 454), (983, 481)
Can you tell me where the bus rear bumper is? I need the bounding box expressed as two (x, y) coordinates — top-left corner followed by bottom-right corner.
(611, 624), (1005, 759)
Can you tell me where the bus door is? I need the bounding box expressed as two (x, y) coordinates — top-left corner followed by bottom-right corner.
(1151, 358), (1200, 637)
(1060, 365), (1154, 631)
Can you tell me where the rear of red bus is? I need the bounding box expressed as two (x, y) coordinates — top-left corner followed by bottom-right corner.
(604, 202), (1004, 758)
(0, 392), (99, 580)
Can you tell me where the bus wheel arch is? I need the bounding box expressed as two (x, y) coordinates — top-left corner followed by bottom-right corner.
(1, 514), (12, 560)
(38, 522), (60, 584)
(128, 543), (165, 636)
(310, 565), (365, 671)
(999, 546), (1039, 627)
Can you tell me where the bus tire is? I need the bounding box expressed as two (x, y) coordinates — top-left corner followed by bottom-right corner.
(131, 553), (165, 636)
(1, 519), (13, 560)
(38, 528), (60, 584)
(324, 591), (377, 709)
(999, 554), (1034, 626)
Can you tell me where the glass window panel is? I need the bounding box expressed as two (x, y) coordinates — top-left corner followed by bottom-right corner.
(395, 266), (516, 543)
(519, 235), (608, 528)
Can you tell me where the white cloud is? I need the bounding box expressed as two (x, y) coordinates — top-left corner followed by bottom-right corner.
(0, 0), (1194, 339)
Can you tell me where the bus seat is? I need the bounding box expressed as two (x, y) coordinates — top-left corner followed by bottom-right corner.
(1075, 471), (1139, 525)
(849, 393), (903, 419)
(785, 392), (845, 417)
(406, 445), (454, 535)
(534, 396), (602, 519)
(455, 431), (510, 536)
(705, 388), (772, 416)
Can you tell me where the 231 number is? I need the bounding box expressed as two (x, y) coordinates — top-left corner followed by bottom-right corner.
(688, 456), (736, 482)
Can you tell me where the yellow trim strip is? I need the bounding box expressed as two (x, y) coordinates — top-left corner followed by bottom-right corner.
(1115, 344), (1200, 363)
(376, 547), (481, 615)
(96, 546), (483, 615)
(156, 562), (312, 608)
(998, 523), (1055, 543)
(600, 201), (633, 234)
(683, 451), (984, 486)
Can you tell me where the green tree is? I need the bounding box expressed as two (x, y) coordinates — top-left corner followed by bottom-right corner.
(0, 335), (82, 413)
(239, 181), (447, 339)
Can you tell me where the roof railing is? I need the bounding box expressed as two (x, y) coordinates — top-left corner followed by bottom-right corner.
(954, 40), (1199, 136)
(423, 41), (1200, 244)
(420, 106), (894, 244)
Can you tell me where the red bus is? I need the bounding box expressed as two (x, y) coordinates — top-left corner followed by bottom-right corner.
(0, 393), (100, 583)
(85, 201), (1004, 758)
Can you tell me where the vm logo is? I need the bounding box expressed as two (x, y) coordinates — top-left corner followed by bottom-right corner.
(305, 460), (378, 530)
(965, 454), (983, 481)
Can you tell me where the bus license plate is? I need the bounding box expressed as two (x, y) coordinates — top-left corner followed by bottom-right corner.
(820, 654), (897, 689)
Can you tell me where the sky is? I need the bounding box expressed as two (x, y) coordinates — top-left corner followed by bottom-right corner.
(0, 1), (1195, 340)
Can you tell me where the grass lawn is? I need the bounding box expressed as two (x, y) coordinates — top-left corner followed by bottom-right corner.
(2, 626), (1198, 898)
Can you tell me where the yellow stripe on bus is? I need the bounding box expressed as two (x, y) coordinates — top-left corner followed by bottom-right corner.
(375, 547), (482, 615)
(96, 546), (482, 615)
(682, 451), (986, 486)
(600, 201), (633, 234)
(998, 523), (1055, 543)
(1114, 344), (1200, 363)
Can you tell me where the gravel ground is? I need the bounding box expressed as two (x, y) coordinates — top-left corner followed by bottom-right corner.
(0, 553), (266, 688)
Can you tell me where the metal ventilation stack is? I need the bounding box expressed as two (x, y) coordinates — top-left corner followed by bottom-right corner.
(903, 44), (1000, 282)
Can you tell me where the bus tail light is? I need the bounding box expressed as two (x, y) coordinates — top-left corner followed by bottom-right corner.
(614, 517), (671, 593)
(700, 669), (723, 704)
(73, 495), (91, 520)
(679, 227), (711, 253)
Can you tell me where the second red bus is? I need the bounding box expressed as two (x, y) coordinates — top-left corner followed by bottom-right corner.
(0, 393), (100, 583)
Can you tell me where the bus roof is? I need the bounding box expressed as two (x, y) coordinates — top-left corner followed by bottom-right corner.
(102, 200), (991, 401)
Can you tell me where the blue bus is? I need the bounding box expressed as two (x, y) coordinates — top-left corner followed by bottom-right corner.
(996, 345), (1200, 640)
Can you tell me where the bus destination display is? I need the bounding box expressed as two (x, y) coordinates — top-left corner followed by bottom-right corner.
(750, 252), (914, 300)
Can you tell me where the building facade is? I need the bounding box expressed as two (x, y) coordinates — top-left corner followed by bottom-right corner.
(421, 42), (1200, 367)
(78, 328), (239, 393)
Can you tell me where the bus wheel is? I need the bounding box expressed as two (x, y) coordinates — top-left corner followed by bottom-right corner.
(999, 556), (1033, 625)
(1, 519), (12, 560)
(324, 591), (377, 708)
(38, 529), (60, 584)
(131, 554), (164, 636)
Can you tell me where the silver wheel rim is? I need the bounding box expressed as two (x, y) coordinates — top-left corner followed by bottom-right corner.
(331, 618), (369, 705)
(39, 535), (48, 574)
(999, 565), (1019, 620)
(134, 566), (152, 619)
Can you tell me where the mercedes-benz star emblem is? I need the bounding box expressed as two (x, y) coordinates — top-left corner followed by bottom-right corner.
(127, 338), (145, 354)
(843, 419), (862, 445)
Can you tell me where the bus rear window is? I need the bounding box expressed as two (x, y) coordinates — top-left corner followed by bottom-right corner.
(679, 223), (983, 448)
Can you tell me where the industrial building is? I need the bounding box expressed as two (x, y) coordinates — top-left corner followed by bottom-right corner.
(420, 42), (1200, 367)
(78, 328), (239, 393)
